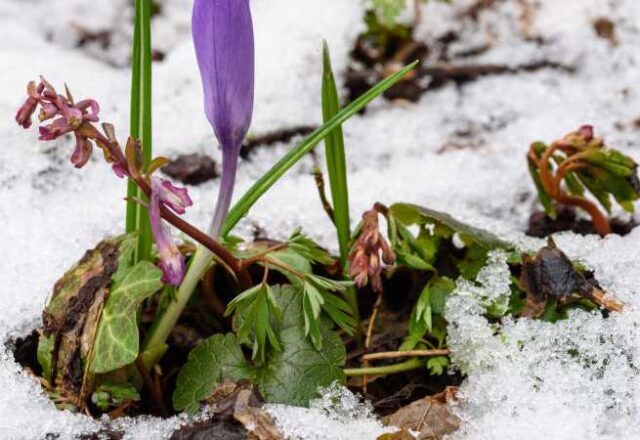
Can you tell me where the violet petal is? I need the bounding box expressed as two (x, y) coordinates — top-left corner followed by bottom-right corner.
(192, 0), (254, 155)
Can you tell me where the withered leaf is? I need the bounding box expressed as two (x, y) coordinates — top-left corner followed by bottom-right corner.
(38, 234), (137, 408)
(519, 238), (623, 317)
(382, 387), (461, 440)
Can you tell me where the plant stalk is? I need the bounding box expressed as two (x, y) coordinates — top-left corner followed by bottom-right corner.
(343, 358), (424, 376)
(143, 151), (240, 356)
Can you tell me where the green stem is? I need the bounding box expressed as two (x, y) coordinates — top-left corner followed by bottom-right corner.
(343, 358), (424, 376)
(142, 247), (213, 359)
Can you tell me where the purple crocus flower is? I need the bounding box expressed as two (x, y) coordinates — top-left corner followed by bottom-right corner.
(149, 177), (194, 285)
(192, 0), (254, 237)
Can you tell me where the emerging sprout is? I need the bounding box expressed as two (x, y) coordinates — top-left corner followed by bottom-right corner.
(527, 125), (640, 236)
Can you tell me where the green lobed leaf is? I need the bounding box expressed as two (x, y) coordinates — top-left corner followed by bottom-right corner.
(173, 333), (252, 413)
(90, 261), (163, 373)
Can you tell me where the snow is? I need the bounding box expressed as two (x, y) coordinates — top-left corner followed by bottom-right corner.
(267, 383), (394, 440)
(1, 0), (640, 438)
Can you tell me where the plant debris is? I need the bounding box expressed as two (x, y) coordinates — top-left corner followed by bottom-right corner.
(382, 387), (460, 440)
(518, 238), (623, 318)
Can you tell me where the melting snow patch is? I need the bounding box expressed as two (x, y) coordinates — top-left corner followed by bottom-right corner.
(267, 383), (394, 440)
(446, 232), (640, 440)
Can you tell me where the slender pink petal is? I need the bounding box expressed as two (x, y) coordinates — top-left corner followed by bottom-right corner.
(149, 177), (193, 285)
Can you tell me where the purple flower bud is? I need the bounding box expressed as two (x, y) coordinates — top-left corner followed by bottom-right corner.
(149, 177), (194, 285)
(15, 81), (43, 129)
(192, 0), (254, 155)
(70, 134), (93, 168)
(112, 163), (128, 179)
(192, 0), (255, 237)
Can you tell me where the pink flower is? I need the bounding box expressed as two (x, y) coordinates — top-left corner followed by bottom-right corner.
(15, 81), (43, 129)
(149, 177), (194, 285)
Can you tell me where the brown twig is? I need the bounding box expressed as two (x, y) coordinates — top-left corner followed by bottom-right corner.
(312, 167), (336, 225)
(363, 293), (383, 391)
(362, 349), (450, 362)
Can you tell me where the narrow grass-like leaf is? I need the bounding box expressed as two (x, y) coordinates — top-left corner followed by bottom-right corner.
(126, 0), (153, 262)
(321, 42), (351, 264)
(221, 61), (419, 236)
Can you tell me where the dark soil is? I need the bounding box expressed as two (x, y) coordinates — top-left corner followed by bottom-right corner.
(162, 153), (219, 185)
(527, 206), (636, 238)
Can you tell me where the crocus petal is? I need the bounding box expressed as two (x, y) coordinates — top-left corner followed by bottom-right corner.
(150, 178), (186, 286)
(192, 0), (254, 154)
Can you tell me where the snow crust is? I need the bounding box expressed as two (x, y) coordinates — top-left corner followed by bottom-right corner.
(267, 383), (394, 440)
(2, 0), (640, 438)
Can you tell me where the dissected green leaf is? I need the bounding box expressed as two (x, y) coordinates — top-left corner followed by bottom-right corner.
(427, 356), (449, 376)
(90, 261), (163, 373)
(173, 333), (252, 413)
(303, 282), (325, 350)
(174, 285), (346, 412)
(230, 284), (282, 364)
(403, 277), (455, 350)
(288, 230), (335, 266)
(254, 285), (346, 406)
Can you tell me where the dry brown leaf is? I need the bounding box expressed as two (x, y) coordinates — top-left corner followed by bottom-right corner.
(382, 387), (460, 440)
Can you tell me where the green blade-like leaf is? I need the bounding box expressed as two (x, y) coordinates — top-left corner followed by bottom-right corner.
(173, 333), (253, 413)
(90, 261), (163, 373)
(221, 61), (419, 237)
(322, 42), (351, 264)
(126, 0), (153, 262)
